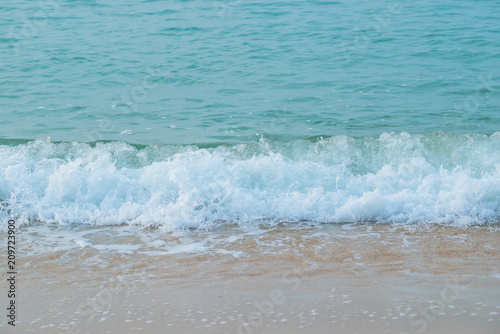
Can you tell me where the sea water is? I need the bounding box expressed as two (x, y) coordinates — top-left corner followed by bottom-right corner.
(1, 0), (500, 231)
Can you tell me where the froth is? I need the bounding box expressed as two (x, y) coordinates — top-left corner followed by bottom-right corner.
(1, 132), (499, 229)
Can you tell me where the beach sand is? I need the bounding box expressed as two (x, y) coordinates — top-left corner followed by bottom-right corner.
(2, 223), (500, 333)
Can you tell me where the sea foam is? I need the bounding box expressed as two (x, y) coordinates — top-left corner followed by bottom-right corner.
(1, 132), (499, 229)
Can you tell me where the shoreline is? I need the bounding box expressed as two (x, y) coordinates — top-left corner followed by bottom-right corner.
(1, 224), (500, 333)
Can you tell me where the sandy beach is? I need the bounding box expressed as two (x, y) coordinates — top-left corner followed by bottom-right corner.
(2, 223), (500, 333)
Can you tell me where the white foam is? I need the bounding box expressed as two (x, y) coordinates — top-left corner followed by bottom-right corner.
(166, 241), (208, 254)
(1, 132), (500, 230)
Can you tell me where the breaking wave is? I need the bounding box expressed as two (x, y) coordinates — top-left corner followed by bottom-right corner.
(1, 132), (500, 229)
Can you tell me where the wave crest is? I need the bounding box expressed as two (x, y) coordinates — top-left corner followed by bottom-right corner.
(1, 132), (500, 229)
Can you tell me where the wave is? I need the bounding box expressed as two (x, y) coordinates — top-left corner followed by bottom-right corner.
(1, 132), (500, 229)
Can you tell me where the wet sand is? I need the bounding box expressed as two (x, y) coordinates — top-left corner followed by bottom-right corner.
(2, 223), (500, 333)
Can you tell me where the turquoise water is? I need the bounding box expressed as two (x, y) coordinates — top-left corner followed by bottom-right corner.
(1, 0), (500, 227)
(2, 0), (499, 144)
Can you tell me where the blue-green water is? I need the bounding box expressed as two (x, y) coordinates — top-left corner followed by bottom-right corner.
(1, 0), (500, 227)
(2, 0), (499, 144)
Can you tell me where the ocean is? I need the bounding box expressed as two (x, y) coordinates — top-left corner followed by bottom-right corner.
(1, 0), (499, 230)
